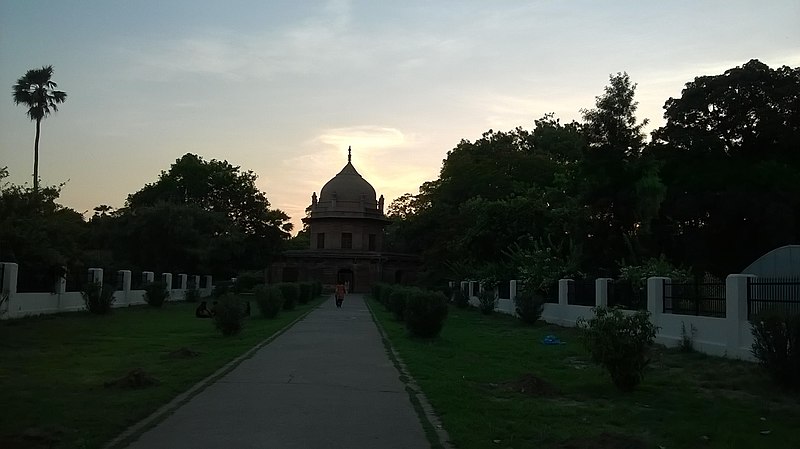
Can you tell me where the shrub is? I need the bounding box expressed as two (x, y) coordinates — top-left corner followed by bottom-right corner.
(453, 288), (469, 309)
(254, 285), (284, 318)
(184, 288), (201, 303)
(312, 280), (322, 298)
(81, 281), (115, 315)
(389, 287), (411, 321)
(212, 281), (232, 298)
(213, 294), (246, 336)
(143, 281), (169, 307)
(277, 283), (299, 310)
(478, 288), (497, 315)
(578, 307), (658, 391)
(514, 287), (545, 325)
(371, 283), (384, 302)
(232, 271), (264, 293)
(405, 290), (449, 338)
(298, 282), (312, 304)
(751, 311), (800, 388)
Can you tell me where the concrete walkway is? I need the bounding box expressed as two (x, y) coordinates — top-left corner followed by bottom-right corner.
(124, 294), (431, 449)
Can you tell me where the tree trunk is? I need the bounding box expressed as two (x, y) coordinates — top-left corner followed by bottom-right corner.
(33, 117), (41, 194)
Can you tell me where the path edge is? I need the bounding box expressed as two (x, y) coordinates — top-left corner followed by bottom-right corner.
(366, 297), (454, 449)
(103, 298), (326, 449)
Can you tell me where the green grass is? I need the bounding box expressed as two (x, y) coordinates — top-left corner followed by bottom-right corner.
(369, 299), (800, 449)
(0, 296), (324, 449)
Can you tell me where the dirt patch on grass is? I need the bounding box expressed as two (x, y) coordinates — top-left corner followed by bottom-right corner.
(164, 347), (200, 359)
(0, 426), (72, 448)
(104, 368), (160, 389)
(557, 432), (647, 449)
(498, 373), (559, 397)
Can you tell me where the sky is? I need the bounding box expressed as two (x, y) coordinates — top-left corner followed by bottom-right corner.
(1, 0), (798, 234)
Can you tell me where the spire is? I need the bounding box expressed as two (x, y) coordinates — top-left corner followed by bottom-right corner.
(348, 146), (352, 163)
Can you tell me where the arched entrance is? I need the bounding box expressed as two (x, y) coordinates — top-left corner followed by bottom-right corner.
(337, 269), (354, 292)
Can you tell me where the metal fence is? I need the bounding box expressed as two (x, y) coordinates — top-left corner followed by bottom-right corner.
(747, 277), (800, 319)
(663, 281), (726, 318)
(608, 279), (647, 310)
(567, 280), (595, 306)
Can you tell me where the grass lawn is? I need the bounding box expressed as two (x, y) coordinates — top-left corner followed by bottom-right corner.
(0, 295), (325, 449)
(369, 299), (800, 449)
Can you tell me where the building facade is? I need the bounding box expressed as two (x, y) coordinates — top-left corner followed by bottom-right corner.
(270, 148), (418, 292)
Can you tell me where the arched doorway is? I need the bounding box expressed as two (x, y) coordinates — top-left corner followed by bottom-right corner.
(337, 269), (354, 293)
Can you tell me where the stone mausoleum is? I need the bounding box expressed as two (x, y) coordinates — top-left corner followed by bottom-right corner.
(270, 148), (418, 292)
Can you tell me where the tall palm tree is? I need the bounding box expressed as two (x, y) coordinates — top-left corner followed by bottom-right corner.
(12, 65), (67, 194)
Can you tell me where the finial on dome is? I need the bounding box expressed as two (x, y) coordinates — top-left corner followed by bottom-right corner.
(348, 146), (352, 163)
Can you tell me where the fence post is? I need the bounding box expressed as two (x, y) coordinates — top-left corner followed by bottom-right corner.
(558, 279), (571, 306)
(468, 281), (475, 299)
(726, 274), (754, 357)
(1, 262), (19, 318)
(647, 277), (669, 321)
(595, 278), (610, 307)
(142, 271), (155, 285)
(510, 280), (518, 303)
(118, 270), (131, 292)
(179, 274), (188, 290)
(162, 273), (173, 290)
(205, 275), (213, 290)
(460, 281), (468, 297)
(191, 275), (200, 290)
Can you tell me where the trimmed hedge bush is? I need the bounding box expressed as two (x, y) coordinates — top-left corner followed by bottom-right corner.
(405, 290), (449, 338)
(213, 294), (246, 336)
(278, 283), (300, 310)
(232, 271), (264, 293)
(143, 281), (169, 307)
(254, 285), (284, 318)
(298, 282), (312, 304)
(751, 311), (800, 389)
(453, 288), (469, 309)
(514, 288), (545, 325)
(81, 281), (115, 315)
(389, 286), (411, 321)
(478, 289), (497, 315)
(579, 307), (658, 391)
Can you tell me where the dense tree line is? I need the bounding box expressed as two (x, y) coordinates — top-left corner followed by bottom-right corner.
(0, 155), (292, 290)
(386, 60), (800, 285)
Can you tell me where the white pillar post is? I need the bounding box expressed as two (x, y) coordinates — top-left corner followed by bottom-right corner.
(205, 275), (213, 290)
(54, 267), (67, 294)
(118, 270), (131, 292)
(468, 281), (475, 298)
(179, 274), (188, 290)
(558, 279), (572, 306)
(596, 278), (612, 307)
(191, 275), (200, 290)
(647, 277), (669, 320)
(726, 274), (755, 355)
(88, 268), (103, 287)
(162, 273), (173, 290)
(510, 280), (518, 303)
(1, 263), (19, 318)
(142, 271), (155, 285)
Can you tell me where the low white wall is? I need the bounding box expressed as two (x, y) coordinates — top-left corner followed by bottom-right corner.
(4, 288), (212, 319)
(462, 275), (759, 362)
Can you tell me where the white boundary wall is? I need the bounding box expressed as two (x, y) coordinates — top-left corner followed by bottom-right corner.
(0, 263), (213, 320)
(462, 274), (759, 361)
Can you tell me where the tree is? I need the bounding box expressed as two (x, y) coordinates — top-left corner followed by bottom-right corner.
(124, 154), (292, 273)
(12, 66), (67, 194)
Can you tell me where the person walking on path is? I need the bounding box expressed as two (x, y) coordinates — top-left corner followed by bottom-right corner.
(335, 282), (346, 308)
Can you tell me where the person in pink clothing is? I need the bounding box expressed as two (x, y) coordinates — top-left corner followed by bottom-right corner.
(335, 283), (346, 308)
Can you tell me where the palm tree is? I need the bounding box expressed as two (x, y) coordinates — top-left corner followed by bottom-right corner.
(12, 65), (67, 194)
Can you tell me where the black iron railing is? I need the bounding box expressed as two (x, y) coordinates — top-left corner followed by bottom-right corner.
(567, 280), (595, 306)
(747, 277), (800, 319)
(663, 282), (726, 318)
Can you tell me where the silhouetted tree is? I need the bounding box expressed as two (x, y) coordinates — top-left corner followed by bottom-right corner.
(12, 65), (67, 194)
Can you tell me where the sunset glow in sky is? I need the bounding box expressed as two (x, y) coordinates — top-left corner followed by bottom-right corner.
(1, 1), (798, 233)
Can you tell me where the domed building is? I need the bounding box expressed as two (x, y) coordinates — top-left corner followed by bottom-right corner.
(270, 147), (418, 292)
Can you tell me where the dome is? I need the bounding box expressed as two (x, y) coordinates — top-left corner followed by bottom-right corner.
(318, 161), (377, 207)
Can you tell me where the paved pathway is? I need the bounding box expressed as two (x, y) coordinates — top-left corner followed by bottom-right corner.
(124, 294), (431, 449)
